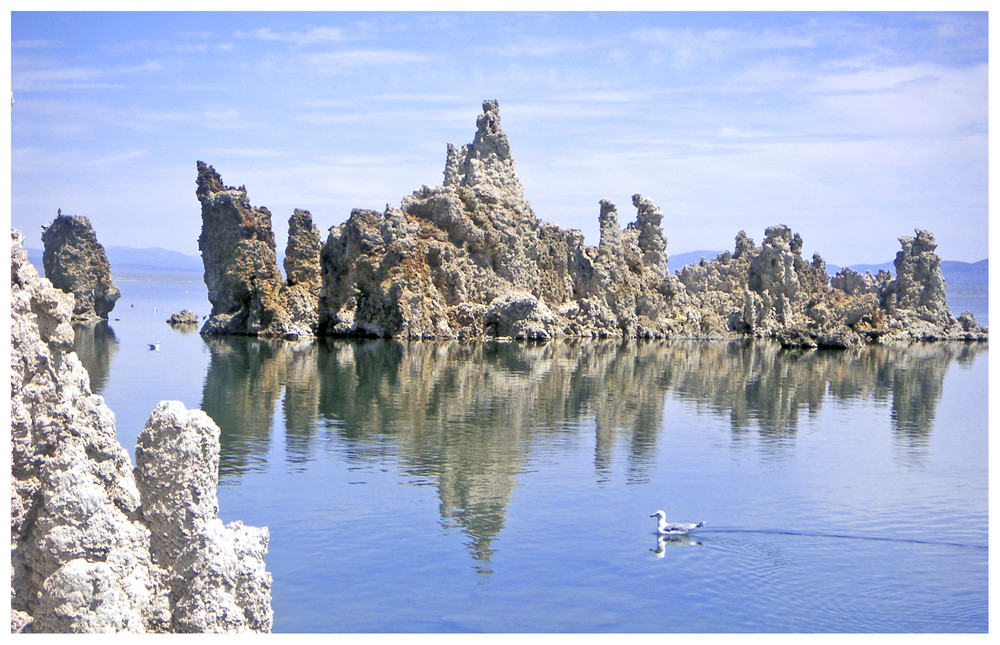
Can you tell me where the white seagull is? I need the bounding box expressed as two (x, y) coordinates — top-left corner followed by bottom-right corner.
(148, 342), (160, 352)
(650, 510), (705, 535)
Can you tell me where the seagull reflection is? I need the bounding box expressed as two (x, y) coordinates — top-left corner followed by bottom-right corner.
(651, 533), (702, 557)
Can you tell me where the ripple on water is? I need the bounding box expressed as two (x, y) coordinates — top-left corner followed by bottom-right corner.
(664, 528), (988, 632)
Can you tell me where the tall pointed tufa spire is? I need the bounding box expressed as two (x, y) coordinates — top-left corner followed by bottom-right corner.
(443, 100), (526, 202)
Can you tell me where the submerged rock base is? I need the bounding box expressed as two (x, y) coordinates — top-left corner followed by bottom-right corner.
(10, 229), (273, 633)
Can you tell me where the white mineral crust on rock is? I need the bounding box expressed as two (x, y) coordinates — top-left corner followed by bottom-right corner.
(10, 228), (273, 633)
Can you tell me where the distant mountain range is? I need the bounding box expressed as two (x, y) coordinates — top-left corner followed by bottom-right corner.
(103, 246), (204, 272)
(27, 246), (204, 283)
(26, 246), (988, 296)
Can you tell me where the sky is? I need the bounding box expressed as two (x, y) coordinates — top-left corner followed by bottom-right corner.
(8, 9), (991, 266)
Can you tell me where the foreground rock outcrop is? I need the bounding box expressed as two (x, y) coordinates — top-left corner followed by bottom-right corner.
(199, 100), (986, 347)
(11, 229), (272, 633)
(40, 212), (120, 320)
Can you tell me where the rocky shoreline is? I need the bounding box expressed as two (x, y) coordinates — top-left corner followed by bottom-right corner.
(195, 101), (986, 347)
(10, 230), (273, 633)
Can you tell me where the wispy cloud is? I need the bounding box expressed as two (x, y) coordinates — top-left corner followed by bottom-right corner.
(235, 26), (349, 45)
(11, 39), (54, 49)
(489, 34), (592, 59)
(100, 37), (235, 56)
(301, 49), (437, 71)
(206, 147), (289, 159)
(629, 25), (815, 67)
(806, 62), (968, 95)
(171, 42), (236, 54)
(293, 106), (468, 128)
(366, 93), (466, 103)
(13, 60), (163, 92)
(14, 146), (148, 173)
(14, 97), (256, 136)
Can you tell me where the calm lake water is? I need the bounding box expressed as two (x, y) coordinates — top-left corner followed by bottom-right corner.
(73, 277), (988, 633)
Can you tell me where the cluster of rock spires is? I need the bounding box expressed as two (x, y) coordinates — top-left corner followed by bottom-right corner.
(195, 100), (985, 347)
(40, 212), (120, 321)
(10, 230), (273, 633)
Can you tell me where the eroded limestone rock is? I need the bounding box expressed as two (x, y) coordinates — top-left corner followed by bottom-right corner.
(283, 209), (322, 334)
(196, 162), (294, 337)
(316, 100), (676, 340)
(885, 229), (952, 326)
(673, 224), (986, 346)
(12, 230), (150, 633)
(11, 229), (272, 633)
(201, 100), (985, 346)
(40, 213), (120, 320)
(135, 401), (273, 633)
(196, 163), (321, 339)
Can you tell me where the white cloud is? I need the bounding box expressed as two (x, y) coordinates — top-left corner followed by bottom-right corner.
(172, 42), (236, 54)
(731, 57), (815, 89)
(235, 26), (349, 45)
(803, 63), (987, 137)
(629, 25), (815, 67)
(301, 49), (437, 71)
(205, 148), (290, 159)
(489, 35), (591, 59)
(11, 39), (54, 49)
(293, 106), (471, 129)
(13, 59), (163, 92)
(13, 146), (148, 173)
(806, 62), (952, 95)
(366, 93), (466, 103)
(13, 96), (258, 138)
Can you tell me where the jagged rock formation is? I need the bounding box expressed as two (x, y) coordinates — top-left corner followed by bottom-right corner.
(884, 229), (954, 326)
(674, 225), (844, 342)
(283, 209), (322, 333)
(196, 162), (294, 337)
(201, 100), (985, 346)
(11, 229), (272, 633)
(196, 163), (320, 339)
(40, 212), (120, 320)
(674, 226), (987, 347)
(316, 100), (677, 339)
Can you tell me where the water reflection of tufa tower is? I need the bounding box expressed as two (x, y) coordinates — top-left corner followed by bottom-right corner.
(192, 337), (979, 570)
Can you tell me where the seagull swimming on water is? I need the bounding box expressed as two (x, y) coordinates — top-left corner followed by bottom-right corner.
(650, 510), (704, 535)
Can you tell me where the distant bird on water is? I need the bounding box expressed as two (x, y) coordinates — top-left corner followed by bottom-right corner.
(148, 342), (160, 352)
(650, 510), (704, 535)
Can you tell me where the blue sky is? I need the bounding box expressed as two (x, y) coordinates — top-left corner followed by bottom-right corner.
(9, 10), (990, 266)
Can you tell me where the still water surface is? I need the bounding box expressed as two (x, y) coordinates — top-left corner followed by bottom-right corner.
(75, 278), (988, 632)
